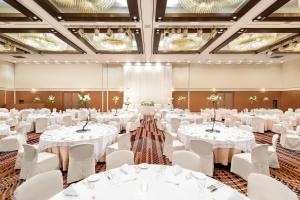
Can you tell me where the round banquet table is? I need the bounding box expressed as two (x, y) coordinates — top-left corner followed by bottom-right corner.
(39, 123), (118, 171)
(165, 113), (201, 123)
(177, 124), (256, 165)
(236, 114), (280, 131)
(50, 164), (248, 200)
(0, 124), (10, 139)
(96, 112), (136, 130)
(26, 113), (72, 131)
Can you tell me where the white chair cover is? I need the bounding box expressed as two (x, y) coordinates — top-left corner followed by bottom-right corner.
(14, 170), (63, 200)
(251, 117), (265, 133)
(239, 125), (253, 132)
(268, 134), (280, 168)
(62, 115), (72, 127)
(35, 117), (49, 134)
(163, 131), (185, 161)
(169, 118), (181, 133)
(67, 144), (95, 183)
(172, 150), (201, 172)
(106, 132), (131, 155)
(20, 144), (59, 180)
(190, 140), (214, 176)
(248, 173), (298, 200)
(106, 150), (134, 170)
(231, 144), (269, 180)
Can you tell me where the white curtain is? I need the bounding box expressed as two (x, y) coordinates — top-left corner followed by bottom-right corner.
(123, 63), (172, 105)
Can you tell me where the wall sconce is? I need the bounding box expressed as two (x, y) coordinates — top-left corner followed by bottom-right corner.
(212, 88), (216, 92)
(31, 88), (37, 92)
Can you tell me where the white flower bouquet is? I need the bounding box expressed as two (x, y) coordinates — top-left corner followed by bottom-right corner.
(48, 95), (55, 104)
(78, 94), (91, 105)
(112, 96), (120, 105)
(249, 96), (257, 104)
(141, 100), (155, 107)
(207, 94), (222, 104)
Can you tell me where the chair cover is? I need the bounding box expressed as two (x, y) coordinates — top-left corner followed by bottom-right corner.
(172, 150), (201, 172)
(106, 150), (134, 170)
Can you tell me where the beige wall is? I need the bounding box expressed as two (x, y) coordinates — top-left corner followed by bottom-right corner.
(172, 63), (287, 90)
(0, 61), (14, 89)
(14, 63), (123, 90)
(282, 57), (300, 89)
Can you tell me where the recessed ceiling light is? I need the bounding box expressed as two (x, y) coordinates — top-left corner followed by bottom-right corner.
(33, 16), (38, 20)
(157, 17), (163, 21)
(233, 16), (237, 20)
(57, 16), (62, 20)
(257, 16), (262, 20)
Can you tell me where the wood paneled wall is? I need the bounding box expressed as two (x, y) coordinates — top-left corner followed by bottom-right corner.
(173, 91), (299, 112)
(1, 90), (299, 112)
(4, 91), (123, 112)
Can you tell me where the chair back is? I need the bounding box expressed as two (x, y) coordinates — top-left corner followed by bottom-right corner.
(164, 131), (174, 146)
(62, 115), (72, 127)
(106, 150), (134, 170)
(172, 150), (200, 171)
(190, 140), (213, 156)
(248, 173), (298, 200)
(35, 117), (49, 133)
(170, 118), (181, 132)
(70, 144), (94, 160)
(20, 111), (30, 121)
(118, 133), (131, 150)
(272, 134), (279, 150)
(23, 144), (38, 163)
(251, 144), (269, 175)
(14, 170), (63, 200)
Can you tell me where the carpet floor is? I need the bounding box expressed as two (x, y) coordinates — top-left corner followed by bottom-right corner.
(0, 116), (299, 199)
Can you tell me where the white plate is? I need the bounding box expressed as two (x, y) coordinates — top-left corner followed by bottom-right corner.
(139, 163), (149, 169)
(87, 174), (101, 182)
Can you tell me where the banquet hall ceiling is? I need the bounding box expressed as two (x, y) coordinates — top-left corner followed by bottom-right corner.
(0, 0), (300, 64)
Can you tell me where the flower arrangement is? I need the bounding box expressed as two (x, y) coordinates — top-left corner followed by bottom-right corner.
(207, 94), (222, 104)
(78, 94), (91, 107)
(141, 100), (155, 107)
(112, 96), (120, 105)
(249, 96), (257, 104)
(48, 95), (55, 104)
(177, 96), (187, 103)
(206, 94), (222, 133)
(33, 97), (41, 103)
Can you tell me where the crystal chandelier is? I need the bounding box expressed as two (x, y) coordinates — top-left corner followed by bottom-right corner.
(178, 0), (244, 13)
(51, 0), (115, 12)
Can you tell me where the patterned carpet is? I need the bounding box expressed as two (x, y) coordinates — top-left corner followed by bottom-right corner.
(0, 116), (299, 200)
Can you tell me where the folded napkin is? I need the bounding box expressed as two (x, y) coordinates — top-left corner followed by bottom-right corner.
(63, 185), (79, 197)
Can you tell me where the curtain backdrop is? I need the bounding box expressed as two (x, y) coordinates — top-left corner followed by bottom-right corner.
(123, 63), (172, 105)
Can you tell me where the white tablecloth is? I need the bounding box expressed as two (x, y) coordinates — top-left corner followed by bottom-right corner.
(39, 123), (118, 159)
(0, 112), (9, 120)
(96, 112), (136, 129)
(0, 124), (10, 136)
(236, 114), (280, 131)
(50, 164), (248, 200)
(178, 124), (256, 152)
(166, 113), (201, 123)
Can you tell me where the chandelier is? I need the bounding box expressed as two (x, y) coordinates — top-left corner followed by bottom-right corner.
(178, 0), (245, 13)
(51, 0), (115, 12)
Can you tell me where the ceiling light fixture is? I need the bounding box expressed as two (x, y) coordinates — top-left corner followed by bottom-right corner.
(106, 28), (113, 37)
(94, 28), (100, 37)
(197, 29), (203, 37)
(78, 28), (86, 38)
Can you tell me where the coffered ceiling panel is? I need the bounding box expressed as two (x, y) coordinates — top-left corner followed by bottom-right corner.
(33, 0), (139, 21)
(156, 0), (260, 21)
(212, 28), (300, 54)
(70, 28), (143, 54)
(255, 0), (300, 21)
(153, 28), (225, 54)
(0, 0), (40, 21)
(0, 29), (84, 54)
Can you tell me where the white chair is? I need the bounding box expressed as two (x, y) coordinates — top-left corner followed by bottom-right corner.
(0, 135), (21, 152)
(230, 144), (269, 180)
(107, 118), (121, 134)
(272, 123), (287, 134)
(169, 118), (181, 133)
(106, 132), (131, 155)
(239, 125), (253, 132)
(248, 173), (298, 200)
(268, 134), (280, 168)
(14, 170), (63, 200)
(106, 150), (134, 170)
(35, 117), (49, 134)
(172, 150), (200, 172)
(163, 131), (185, 161)
(280, 130), (300, 151)
(62, 115), (72, 127)
(125, 118), (140, 132)
(251, 117), (265, 133)
(195, 117), (203, 124)
(20, 111), (30, 121)
(190, 140), (214, 176)
(67, 144), (95, 183)
(20, 144), (59, 180)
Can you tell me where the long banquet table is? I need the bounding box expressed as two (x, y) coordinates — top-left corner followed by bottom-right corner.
(178, 124), (256, 165)
(50, 164), (248, 200)
(39, 123), (118, 171)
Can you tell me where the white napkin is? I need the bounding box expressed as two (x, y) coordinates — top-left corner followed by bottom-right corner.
(226, 190), (245, 200)
(120, 164), (130, 175)
(63, 185), (79, 197)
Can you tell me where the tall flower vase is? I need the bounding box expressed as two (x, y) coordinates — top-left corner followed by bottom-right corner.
(76, 102), (90, 133)
(206, 103), (220, 133)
